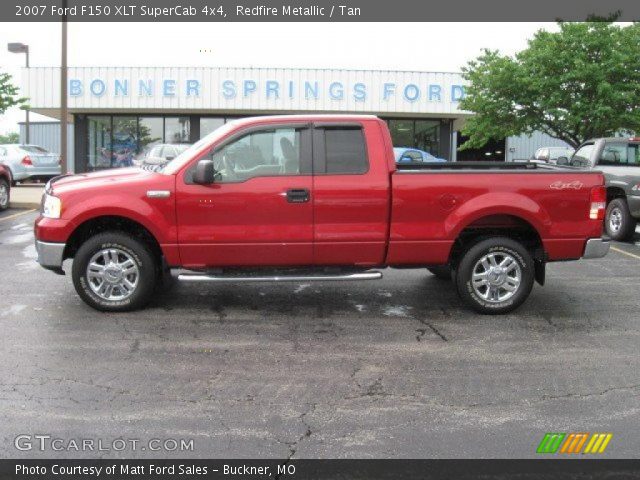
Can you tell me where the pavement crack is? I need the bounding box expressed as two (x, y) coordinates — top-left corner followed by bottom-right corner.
(416, 318), (448, 342)
(275, 403), (316, 479)
(541, 384), (640, 401)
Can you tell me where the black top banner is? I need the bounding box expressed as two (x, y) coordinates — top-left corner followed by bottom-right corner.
(4, 0), (640, 22)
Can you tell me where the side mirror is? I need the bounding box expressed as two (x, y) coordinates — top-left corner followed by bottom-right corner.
(556, 156), (569, 165)
(194, 159), (215, 184)
(165, 156), (175, 161)
(399, 155), (413, 163)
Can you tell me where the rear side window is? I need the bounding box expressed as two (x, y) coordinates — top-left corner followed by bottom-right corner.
(599, 143), (640, 166)
(323, 128), (368, 174)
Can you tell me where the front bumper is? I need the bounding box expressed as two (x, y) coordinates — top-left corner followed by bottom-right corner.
(582, 237), (610, 259)
(35, 239), (65, 272)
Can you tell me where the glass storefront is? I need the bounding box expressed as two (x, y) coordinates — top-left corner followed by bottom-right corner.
(79, 115), (450, 172)
(83, 116), (193, 170)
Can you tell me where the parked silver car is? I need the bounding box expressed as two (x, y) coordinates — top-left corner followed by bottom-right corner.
(140, 143), (190, 170)
(0, 144), (61, 183)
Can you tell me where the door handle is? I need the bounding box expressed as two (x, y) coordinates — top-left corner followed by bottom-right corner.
(285, 188), (310, 203)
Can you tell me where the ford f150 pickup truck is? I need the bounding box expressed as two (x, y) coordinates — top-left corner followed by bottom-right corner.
(557, 137), (640, 241)
(35, 115), (609, 314)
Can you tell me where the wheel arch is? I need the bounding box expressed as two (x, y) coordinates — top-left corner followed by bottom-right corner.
(63, 215), (163, 264)
(448, 213), (546, 285)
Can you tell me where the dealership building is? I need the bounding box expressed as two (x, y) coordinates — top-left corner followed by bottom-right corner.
(21, 66), (567, 171)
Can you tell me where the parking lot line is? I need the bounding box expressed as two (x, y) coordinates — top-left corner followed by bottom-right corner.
(611, 246), (640, 261)
(0, 209), (36, 222)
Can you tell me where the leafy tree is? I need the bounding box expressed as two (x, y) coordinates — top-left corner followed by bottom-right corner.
(0, 132), (19, 144)
(459, 22), (640, 149)
(0, 71), (28, 115)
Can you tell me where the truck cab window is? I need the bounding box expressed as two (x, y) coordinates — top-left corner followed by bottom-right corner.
(210, 128), (303, 182)
(600, 144), (628, 166)
(323, 128), (368, 174)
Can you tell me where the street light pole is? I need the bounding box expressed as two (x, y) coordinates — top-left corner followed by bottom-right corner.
(60, 1), (68, 174)
(7, 42), (30, 144)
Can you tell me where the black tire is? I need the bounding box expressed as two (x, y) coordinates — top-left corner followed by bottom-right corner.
(605, 198), (636, 242)
(455, 237), (534, 315)
(0, 178), (9, 211)
(72, 232), (158, 312)
(427, 265), (452, 280)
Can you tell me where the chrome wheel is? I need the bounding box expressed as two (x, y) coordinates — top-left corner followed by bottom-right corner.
(609, 207), (622, 233)
(0, 183), (8, 208)
(86, 248), (139, 301)
(471, 252), (522, 303)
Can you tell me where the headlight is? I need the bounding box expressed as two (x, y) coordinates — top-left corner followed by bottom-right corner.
(42, 194), (62, 219)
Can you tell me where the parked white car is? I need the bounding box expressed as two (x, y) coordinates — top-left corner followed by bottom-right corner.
(0, 144), (61, 183)
(533, 146), (575, 164)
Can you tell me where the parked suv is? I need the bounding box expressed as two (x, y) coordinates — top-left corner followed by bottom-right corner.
(0, 144), (61, 183)
(558, 138), (640, 241)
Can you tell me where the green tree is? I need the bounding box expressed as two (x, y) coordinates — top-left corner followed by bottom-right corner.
(0, 132), (19, 143)
(0, 71), (28, 115)
(459, 22), (640, 149)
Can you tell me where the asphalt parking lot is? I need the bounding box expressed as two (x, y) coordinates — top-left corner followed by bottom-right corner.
(1, 208), (640, 459)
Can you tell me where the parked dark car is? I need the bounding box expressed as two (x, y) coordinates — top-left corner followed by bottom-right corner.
(0, 164), (11, 211)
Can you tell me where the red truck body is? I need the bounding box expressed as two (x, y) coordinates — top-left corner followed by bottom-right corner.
(34, 115), (608, 314)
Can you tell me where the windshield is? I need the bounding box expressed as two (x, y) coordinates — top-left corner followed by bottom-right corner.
(161, 121), (239, 174)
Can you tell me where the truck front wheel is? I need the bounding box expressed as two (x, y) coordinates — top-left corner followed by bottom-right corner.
(72, 232), (157, 312)
(455, 237), (534, 315)
(605, 198), (636, 242)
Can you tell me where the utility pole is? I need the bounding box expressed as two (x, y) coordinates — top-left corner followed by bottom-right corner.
(60, 0), (68, 173)
(7, 42), (30, 143)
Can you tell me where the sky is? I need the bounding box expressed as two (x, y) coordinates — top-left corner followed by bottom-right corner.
(0, 22), (558, 135)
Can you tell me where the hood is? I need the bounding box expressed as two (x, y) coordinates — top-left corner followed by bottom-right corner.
(49, 167), (163, 195)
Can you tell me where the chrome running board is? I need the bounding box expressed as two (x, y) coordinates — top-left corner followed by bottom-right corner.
(178, 271), (383, 283)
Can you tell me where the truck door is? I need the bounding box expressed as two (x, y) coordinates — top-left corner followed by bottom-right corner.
(311, 121), (390, 266)
(175, 124), (313, 268)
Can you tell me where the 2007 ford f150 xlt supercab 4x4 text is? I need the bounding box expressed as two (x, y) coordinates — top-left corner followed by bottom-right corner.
(34, 115), (609, 314)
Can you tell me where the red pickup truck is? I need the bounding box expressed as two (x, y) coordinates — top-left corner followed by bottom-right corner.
(35, 115), (609, 314)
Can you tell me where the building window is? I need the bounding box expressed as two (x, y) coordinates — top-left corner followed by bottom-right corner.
(386, 118), (441, 158)
(200, 117), (225, 138)
(138, 117), (163, 159)
(87, 116), (112, 170)
(111, 117), (138, 168)
(165, 117), (190, 143)
(387, 120), (414, 149)
(414, 120), (440, 157)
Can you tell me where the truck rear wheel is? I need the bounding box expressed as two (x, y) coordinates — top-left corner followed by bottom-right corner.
(455, 237), (534, 315)
(605, 198), (636, 242)
(72, 232), (157, 312)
